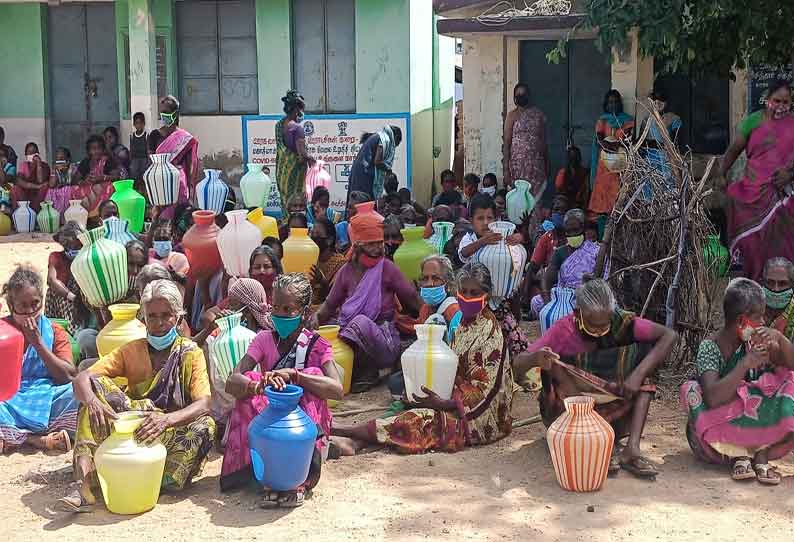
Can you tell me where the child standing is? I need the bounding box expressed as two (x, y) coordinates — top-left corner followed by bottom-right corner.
(129, 112), (150, 185)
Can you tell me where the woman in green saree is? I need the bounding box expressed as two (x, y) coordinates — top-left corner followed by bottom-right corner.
(61, 280), (216, 512)
(275, 90), (316, 213)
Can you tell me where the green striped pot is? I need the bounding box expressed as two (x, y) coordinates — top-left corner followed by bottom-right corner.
(37, 201), (60, 234)
(209, 312), (257, 382)
(71, 227), (129, 308)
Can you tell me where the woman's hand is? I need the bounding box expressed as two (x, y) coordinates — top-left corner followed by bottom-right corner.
(135, 411), (172, 444)
(87, 397), (118, 436)
(480, 232), (502, 246)
(529, 347), (559, 371)
(506, 233), (524, 246)
(743, 347), (769, 371)
(621, 373), (644, 399)
(752, 327), (782, 353)
(409, 387), (454, 411)
(309, 265), (328, 290)
(18, 316), (43, 348)
(262, 369), (297, 391)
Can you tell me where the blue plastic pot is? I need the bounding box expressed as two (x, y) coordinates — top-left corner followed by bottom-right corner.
(247, 384), (318, 491)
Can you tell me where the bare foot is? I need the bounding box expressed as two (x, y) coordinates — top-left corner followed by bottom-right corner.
(330, 436), (362, 456)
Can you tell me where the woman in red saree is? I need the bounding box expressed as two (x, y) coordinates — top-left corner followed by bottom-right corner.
(12, 142), (50, 211)
(155, 95), (199, 220)
(73, 135), (124, 221)
(721, 79), (794, 281)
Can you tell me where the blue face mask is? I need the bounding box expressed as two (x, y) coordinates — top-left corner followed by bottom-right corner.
(420, 285), (447, 307)
(271, 314), (303, 339)
(542, 220), (555, 232)
(65, 249), (80, 260)
(153, 240), (172, 258)
(147, 326), (178, 351)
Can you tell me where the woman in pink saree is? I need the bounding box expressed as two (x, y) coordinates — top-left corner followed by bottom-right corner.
(721, 79), (794, 281)
(154, 95), (199, 220)
(73, 135), (124, 221)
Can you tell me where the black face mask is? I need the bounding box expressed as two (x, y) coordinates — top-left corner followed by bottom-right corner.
(515, 94), (529, 107)
(385, 243), (400, 259)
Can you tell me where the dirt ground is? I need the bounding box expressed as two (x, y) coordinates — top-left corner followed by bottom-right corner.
(1, 233), (793, 542)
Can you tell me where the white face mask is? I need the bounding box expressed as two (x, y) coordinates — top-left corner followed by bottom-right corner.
(481, 186), (496, 197)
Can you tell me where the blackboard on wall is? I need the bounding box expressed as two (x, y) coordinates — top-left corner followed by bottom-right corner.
(748, 65), (794, 112)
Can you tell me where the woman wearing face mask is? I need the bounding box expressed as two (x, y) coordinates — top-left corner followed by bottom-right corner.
(73, 135), (124, 223)
(382, 214), (404, 260)
(313, 209), (421, 392)
(761, 257), (794, 340)
(12, 142), (50, 211)
(154, 95), (199, 220)
(63, 280), (216, 512)
(721, 79), (794, 281)
(588, 89), (635, 217)
(222, 273), (343, 506)
(503, 83), (549, 197)
(48, 147), (78, 218)
(309, 218), (345, 309)
(416, 255), (461, 343)
(0, 265), (78, 455)
(680, 278), (794, 485)
(332, 263), (525, 455)
(148, 219), (190, 281)
(45, 222), (85, 327)
(276, 90), (315, 213)
(640, 89), (682, 186)
(517, 279), (677, 479)
(531, 208), (602, 326)
(554, 146), (589, 211)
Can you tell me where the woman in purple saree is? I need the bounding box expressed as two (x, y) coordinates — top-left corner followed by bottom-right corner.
(221, 273), (342, 507)
(721, 79), (794, 281)
(155, 96), (200, 220)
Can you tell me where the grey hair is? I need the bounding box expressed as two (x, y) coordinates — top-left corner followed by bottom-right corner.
(763, 257), (794, 283)
(564, 208), (585, 225)
(141, 279), (185, 319)
(455, 262), (492, 296)
(421, 254), (457, 295)
(575, 279), (616, 313)
(273, 273), (313, 309)
(2, 264), (44, 304)
(135, 264), (172, 293)
(723, 278), (765, 323)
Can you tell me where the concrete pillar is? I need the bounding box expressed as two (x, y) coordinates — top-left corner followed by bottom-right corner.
(610, 31), (653, 117)
(127, 0), (158, 124)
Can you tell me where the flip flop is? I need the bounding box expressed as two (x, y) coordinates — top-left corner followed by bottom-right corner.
(58, 489), (95, 513)
(259, 490), (280, 509)
(619, 455), (658, 479)
(754, 463), (781, 486)
(731, 457), (755, 481)
(45, 430), (72, 453)
(277, 489), (305, 508)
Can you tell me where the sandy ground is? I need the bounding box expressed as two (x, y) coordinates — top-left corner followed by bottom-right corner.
(1, 233), (793, 542)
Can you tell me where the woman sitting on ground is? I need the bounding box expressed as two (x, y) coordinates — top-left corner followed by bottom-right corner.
(309, 218), (346, 310)
(332, 263), (523, 454)
(45, 222), (84, 328)
(515, 279), (677, 479)
(148, 218), (190, 281)
(73, 135), (124, 223)
(12, 142), (50, 210)
(222, 273), (343, 506)
(313, 209), (420, 392)
(416, 255), (461, 342)
(307, 185), (339, 227)
(681, 278), (794, 485)
(0, 265), (78, 454)
(762, 257), (794, 341)
(63, 280), (216, 512)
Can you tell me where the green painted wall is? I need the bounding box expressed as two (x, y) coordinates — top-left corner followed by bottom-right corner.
(0, 4), (47, 118)
(256, 0), (291, 114)
(355, 0), (410, 113)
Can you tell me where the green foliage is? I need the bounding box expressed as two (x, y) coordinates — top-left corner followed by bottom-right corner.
(549, 0), (794, 77)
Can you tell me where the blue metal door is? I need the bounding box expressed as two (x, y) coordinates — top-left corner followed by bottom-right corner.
(49, 3), (119, 160)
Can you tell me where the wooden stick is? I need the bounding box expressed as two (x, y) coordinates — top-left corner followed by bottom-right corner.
(512, 414), (543, 429)
(332, 405), (390, 417)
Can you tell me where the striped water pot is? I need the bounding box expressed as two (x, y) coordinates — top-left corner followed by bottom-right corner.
(71, 227), (129, 308)
(143, 153), (180, 206)
(104, 217), (136, 246)
(196, 169), (229, 215)
(539, 286), (576, 335)
(37, 201), (60, 233)
(12, 201), (37, 233)
(209, 312), (257, 382)
(546, 396), (615, 492)
(473, 221), (527, 303)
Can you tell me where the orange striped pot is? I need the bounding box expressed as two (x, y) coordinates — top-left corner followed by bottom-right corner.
(546, 396), (614, 492)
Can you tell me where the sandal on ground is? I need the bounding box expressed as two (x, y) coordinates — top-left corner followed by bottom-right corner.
(58, 485), (95, 513)
(259, 491), (280, 509)
(754, 463), (782, 486)
(731, 457), (755, 481)
(45, 430), (72, 453)
(619, 455), (658, 479)
(277, 489), (305, 508)
(608, 453), (621, 475)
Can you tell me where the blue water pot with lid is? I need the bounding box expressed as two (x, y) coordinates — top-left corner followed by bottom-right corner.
(247, 384), (318, 491)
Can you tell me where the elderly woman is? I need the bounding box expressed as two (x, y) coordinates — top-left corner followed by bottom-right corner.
(62, 280), (216, 512)
(681, 278), (794, 485)
(516, 279), (678, 479)
(762, 257), (794, 340)
(314, 208), (421, 392)
(332, 263), (525, 454)
(276, 90), (315, 212)
(531, 208), (602, 329)
(221, 274), (342, 506)
(417, 255), (461, 342)
(0, 266), (78, 454)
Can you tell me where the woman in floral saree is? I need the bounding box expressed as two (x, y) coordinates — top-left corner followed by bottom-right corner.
(721, 79), (794, 281)
(762, 257), (794, 341)
(155, 95), (200, 220)
(275, 90), (315, 213)
(62, 280), (216, 513)
(331, 263), (528, 455)
(681, 278), (794, 485)
(73, 135), (124, 222)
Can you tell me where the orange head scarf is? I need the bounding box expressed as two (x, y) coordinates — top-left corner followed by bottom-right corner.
(349, 210), (384, 244)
